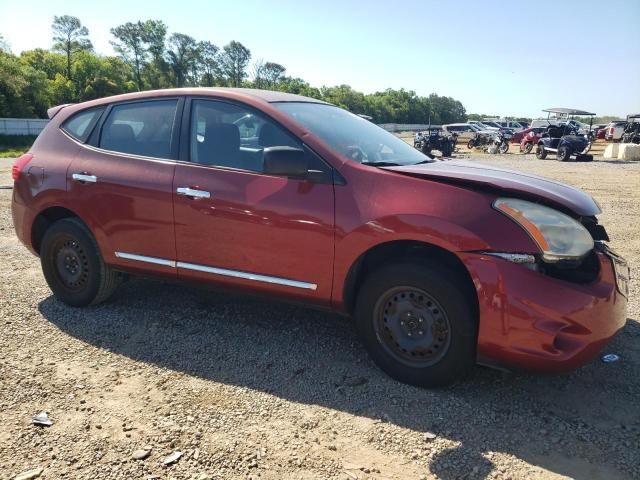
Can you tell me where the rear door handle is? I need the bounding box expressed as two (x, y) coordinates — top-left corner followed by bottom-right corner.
(72, 173), (97, 183)
(176, 187), (211, 199)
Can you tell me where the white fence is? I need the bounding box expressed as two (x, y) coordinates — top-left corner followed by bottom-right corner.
(379, 123), (442, 132)
(0, 118), (49, 136)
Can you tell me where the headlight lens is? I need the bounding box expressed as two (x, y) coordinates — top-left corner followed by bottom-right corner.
(494, 198), (594, 262)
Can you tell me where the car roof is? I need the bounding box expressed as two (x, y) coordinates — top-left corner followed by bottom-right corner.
(50, 88), (331, 118)
(543, 108), (595, 116)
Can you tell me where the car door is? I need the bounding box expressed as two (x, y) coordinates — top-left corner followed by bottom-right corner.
(67, 97), (182, 276)
(172, 98), (335, 304)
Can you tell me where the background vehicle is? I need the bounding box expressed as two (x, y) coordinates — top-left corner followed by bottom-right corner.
(534, 108), (594, 162)
(621, 114), (640, 144)
(11, 89), (627, 388)
(414, 128), (456, 157)
(519, 127), (546, 153)
(467, 130), (509, 153)
(604, 120), (627, 141)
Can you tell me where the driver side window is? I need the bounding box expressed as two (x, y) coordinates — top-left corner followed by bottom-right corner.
(190, 100), (299, 172)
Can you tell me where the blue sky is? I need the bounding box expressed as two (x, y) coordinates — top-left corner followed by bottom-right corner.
(1, 0), (639, 118)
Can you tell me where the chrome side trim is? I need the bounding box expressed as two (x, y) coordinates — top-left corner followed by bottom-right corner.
(113, 251), (317, 290)
(176, 261), (318, 290)
(115, 252), (176, 267)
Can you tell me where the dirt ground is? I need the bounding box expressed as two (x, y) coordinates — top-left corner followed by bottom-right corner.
(0, 152), (638, 480)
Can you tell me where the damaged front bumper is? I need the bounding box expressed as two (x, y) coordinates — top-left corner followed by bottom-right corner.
(460, 245), (628, 373)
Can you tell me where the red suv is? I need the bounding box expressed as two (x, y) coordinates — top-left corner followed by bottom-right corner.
(11, 88), (629, 387)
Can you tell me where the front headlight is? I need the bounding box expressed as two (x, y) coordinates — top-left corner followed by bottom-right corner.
(494, 198), (594, 262)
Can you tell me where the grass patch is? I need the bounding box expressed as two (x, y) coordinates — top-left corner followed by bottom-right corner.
(0, 148), (27, 158)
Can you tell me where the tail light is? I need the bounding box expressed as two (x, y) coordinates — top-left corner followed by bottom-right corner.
(11, 153), (34, 181)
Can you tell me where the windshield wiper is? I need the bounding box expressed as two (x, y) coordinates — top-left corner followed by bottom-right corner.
(361, 161), (401, 167)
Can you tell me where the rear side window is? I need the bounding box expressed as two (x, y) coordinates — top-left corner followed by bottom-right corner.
(61, 107), (104, 142)
(99, 100), (178, 159)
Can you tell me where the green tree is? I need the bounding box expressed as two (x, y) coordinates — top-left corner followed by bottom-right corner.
(141, 20), (168, 88)
(166, 33), (198, 87)
(220, 41), (251, 87)
(0, 51), (49, 117)
(110, 21), (147, 90)
(198, 41), (220, 87)
(51, 15), (92, 81)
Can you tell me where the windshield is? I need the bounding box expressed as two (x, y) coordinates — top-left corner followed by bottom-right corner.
(272, 102), (432, 166)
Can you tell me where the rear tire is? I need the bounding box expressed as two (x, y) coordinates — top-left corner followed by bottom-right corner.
(557, 145), (571, 162)
(535, 144), (547, 159)
(354, 261), (477, 387)
(499, 142), (509, 154)
(40, 218), (121, 307)
(523, 142), (534, 154)
(467, 139), (475, 149)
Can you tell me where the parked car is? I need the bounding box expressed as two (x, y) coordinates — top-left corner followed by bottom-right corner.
(442, 123), (491, 135)
(11, 88), (629, 387)
(604, 120), (627, 141)
(592, 124), (608, 140)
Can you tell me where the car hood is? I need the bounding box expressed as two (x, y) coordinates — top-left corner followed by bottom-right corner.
(383, 160), (601, 216)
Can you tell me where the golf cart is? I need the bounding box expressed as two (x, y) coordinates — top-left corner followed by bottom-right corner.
(622, 114), (640, 144)
(535, 108), (594, 161)
(414, 126), (456, 157)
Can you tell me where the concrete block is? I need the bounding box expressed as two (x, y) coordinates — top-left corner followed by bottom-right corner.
(603, 143), (619, 159)
(619, 143), (640, 161)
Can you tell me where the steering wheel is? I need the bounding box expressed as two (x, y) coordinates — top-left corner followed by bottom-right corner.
(346, 145), (367, 162)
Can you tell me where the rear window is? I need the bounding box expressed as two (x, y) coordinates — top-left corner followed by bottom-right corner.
(61, 107), (104, 141)
(99, 100), (178, 159)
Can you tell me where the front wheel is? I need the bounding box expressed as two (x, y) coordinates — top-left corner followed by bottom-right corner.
(498, 141), (509, 154)
(354, 262), (477, 387)
(535, 144), (547, 159)
(40, 218), (121, 307)
(467, 139), (475, 149)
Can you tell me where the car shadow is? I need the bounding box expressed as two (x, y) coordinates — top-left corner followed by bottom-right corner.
(38, 278), (638, 480)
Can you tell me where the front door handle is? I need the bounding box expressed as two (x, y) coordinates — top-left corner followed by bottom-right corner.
(176, 187), (211, 199)
(72, 173), (97, 183)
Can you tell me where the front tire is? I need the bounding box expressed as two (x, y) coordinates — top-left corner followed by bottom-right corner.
(536, 144), (547, 159)
(354, 262), (477, 387)
(557, 145), (571, 161)
(40, 218), (121, 307)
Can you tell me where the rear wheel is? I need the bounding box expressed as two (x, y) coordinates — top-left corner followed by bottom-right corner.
(40, 218), (121, 307)
(467, 139), (475, 149)
(535, 144), (547, 159)
(354, 262), (477, 387)
(557, 145), (572, 161)
(498, 141), (509, 154)
(523, 142), (534, 154)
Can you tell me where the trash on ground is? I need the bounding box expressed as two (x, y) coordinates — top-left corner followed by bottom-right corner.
(601, 353), (621, 363)
(31, 412), (53, 427)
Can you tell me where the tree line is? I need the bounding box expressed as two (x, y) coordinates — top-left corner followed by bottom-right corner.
(0, 16), (466, 124)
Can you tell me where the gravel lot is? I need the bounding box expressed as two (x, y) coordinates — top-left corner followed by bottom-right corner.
(0, 154), (638, 480)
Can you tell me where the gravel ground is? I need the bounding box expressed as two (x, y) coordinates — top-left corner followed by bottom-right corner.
(0, 154), (638, 480)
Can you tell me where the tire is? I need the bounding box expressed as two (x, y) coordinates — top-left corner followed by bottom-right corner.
(467, 139), (475, 149)
(557, 145), (571, 162)
(354, 261), (477, 387)
(40, 218), (121, 307)
(523, 142), (534, 154)
(535, 144), (547, 159)
(498, 141), (509, 154)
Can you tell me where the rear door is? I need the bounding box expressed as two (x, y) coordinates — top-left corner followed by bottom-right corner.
(67, 98), (182, 276)
(172, 98), (335, 304)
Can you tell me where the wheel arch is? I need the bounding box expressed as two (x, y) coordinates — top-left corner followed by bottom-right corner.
(342, 239), (478, 316)
(31, 205), (88, 254)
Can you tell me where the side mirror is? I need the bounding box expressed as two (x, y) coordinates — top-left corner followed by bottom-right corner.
(263, 146), (308, 178)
